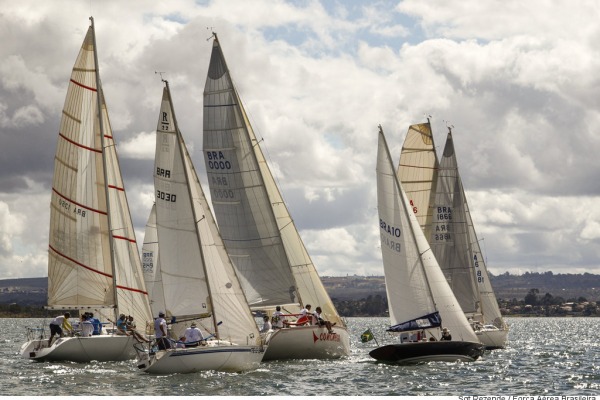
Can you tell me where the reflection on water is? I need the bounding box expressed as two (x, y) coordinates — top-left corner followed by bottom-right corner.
(2, 317), (599, 395)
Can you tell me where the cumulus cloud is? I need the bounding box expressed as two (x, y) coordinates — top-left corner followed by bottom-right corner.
(1, 0), (600, 280)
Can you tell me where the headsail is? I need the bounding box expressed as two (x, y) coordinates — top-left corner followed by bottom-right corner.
(48, 19), (151, 325)
(142, 204), (166, 317)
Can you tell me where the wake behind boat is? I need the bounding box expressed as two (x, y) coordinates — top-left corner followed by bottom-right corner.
(202, 33), (349, 361)
(370, 126), (484, 364)
(134, 81), (264, 374)
(20, 17), (152, 363)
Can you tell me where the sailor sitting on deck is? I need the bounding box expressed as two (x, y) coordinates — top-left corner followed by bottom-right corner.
(260, 315), (272, 333)
(181, 322), (204, 347)
(311, 306), (334, 334)
(440, 327), (452, 341)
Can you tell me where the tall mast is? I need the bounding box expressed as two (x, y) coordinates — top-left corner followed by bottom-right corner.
(90, 16), (119, 322)
(163, 79), (219, 337)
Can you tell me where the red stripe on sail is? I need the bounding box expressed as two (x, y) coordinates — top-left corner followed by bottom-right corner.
(108, 185), (125, 192)
(116, 285), (148, 296)
(52, 188), (107, 215)
(70, 78), (97, 92)
(59, 132), (102, 153)
(49, 245), (112, 278)
(113, 234), (136, 244)
(49, 245), (148, 296)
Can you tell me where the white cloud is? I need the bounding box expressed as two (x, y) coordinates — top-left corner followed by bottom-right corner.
(1, 0), (600, 281)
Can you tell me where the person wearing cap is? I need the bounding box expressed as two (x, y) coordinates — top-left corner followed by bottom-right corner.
(440, 327), (452, 341)
(182, 321), (204, 347)
(154, 311), (170, 350)
(48, 312), (73, 346)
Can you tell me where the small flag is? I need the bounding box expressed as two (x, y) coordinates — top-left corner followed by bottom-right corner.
(360, 328), (374, 343)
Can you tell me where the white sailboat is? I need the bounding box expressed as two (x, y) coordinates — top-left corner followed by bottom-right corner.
(202, 33), (350, 361)
(134, 81), (264, 374)
(430, 127), (508, 349)
(369, 125), (484, 364)
(20, 17), (153, 363)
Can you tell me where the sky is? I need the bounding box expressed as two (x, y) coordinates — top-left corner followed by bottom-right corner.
(1, 0), (599, 280)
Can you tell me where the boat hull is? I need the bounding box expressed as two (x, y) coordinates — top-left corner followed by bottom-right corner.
(476, 328), (508, 350)
(136, 341), (265, 374)
(369, 341), (485, 364)
(262, 325), (350, 361)
(20, 335), (136, 362)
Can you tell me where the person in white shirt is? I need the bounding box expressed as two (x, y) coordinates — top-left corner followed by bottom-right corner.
(298, 304), (311, 325)
(260, 315), (272, 333)
(183, 322), (204, 347)
(312, 306), (334, 334)
(154, 311), (170, 350)
(271, 306), (286, 329)
(80, 314), (94, 337)
(48, 312), (73, 346)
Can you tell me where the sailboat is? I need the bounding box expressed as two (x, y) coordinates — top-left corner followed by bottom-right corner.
(134, 81), (264, 374)
(369, 125), (484, 364)
(20, 17), (153, 363)
(202, 33), (350, 361)
(429, 127), (508, 349)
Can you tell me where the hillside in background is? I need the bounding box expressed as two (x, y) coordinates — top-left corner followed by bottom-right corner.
(321, 272), (600, 303)
(2, 272), (600, 308)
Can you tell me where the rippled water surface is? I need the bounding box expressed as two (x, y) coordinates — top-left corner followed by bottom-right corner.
(2, 317), (599, 396)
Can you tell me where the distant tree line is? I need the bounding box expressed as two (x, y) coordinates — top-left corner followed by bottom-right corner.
(332, 294), (388, 317)
(330, 288), (600, 318)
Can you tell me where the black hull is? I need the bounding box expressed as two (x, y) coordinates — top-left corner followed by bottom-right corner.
(369, 341), (485, 364)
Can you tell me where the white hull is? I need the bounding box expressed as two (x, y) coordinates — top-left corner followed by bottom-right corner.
(476, 328), (508, 349)
(20, 335), (136, 362)
(136, 340), (265, 374)
(262, 325), (350, 361)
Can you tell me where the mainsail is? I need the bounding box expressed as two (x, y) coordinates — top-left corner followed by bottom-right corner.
(47, 18), (151, 324)
(202, 34), (342, 326)
(152, 81), (259, 342)
(430, 128), (505, 328)
(377, 126), (478, 342)
(396, 120), (439, 240)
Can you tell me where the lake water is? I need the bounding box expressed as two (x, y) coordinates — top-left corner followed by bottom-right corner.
(1, 317), (599, 396)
